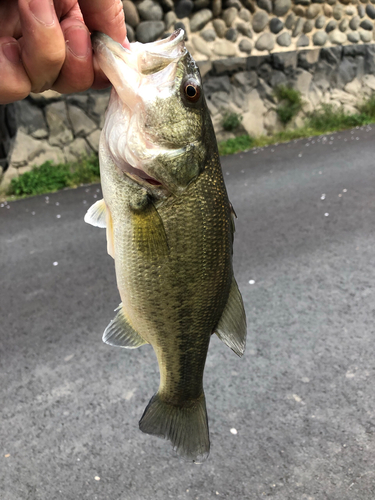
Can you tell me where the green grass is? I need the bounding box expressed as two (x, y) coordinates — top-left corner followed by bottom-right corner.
(274, 85), (303, 124)
(6, 94), (375, 198)
(7, 154), (100, 197)
(218, 95), (375, 156)
(221, 110), (243, 131)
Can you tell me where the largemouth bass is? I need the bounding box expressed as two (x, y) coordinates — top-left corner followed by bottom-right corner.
(85, 29), (246, 462)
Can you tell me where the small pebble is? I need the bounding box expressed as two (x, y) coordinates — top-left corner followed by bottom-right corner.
(324, 213), (329, 217)
(249, 279), (255, 285)
(56, 214), (61, 219)
(53, 262), (58, 266)
(94, 476), (100, 481)
(230, 428), (238, 435)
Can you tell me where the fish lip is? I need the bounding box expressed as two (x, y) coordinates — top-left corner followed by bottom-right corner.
(91, 29), (186, 82)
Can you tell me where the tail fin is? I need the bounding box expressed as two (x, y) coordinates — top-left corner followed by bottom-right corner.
(139, 392), (210, 463)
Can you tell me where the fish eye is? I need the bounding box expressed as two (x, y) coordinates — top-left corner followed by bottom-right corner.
(183, 80), (201, 103)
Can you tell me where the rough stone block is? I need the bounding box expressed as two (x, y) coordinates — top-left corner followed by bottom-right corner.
(212, 57), (247, 74)
(264, 109), (283, 133)
(9, 132), (44, 168)
(0, 166), (18, 192)
(90, 93), (110, 128)
(320, 46), (342, 65)
(344, 78), (362, 95)
(68, 105), (97, 138)
(242, 89), (266, 136)
(292, 69), (313, 95)
(272, 51), (298, 70)
(197, 60), (213, 78)
(15, 100), (48, 140)
(46, 102), (74, 148)
(64, 138), (92, 160)
(86, 130), (101, 153)
(232, 70), (259, 89)
(298, 48), (320, 69)
(342, 45), (366, 56)
(246, 55), (271, 70)
(204, 75), (232, 94)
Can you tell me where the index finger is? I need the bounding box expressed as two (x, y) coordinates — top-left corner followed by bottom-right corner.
(77, 0), (127, 88)
(78, 0), (127, 44)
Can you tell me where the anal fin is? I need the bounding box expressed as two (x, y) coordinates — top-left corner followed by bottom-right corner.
(103, 304), (148, 348)
(214, 278), (247, 357)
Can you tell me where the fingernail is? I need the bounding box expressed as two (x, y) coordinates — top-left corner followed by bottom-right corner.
(66, 27), (90, 58)
(2, 42), (21, 64)
(29, 0), (55, 26)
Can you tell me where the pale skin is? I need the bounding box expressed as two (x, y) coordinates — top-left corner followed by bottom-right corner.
(0, 0), (129, 104)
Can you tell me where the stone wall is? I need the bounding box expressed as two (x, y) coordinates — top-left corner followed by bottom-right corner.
(2, 0), (375, 193)
(0, 90), (109, 192)
(2, 43), (375, 195)
(203, 43), (375, 140)
(123, 0), (375, 57)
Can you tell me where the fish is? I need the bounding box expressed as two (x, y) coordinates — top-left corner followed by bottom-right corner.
(85, 29), (247, 462)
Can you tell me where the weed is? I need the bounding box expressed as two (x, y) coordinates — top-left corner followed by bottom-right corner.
(221, 110), (243, 131)
(8, 154), (100, 197)
(219, 94), (375, 156)
(274, 85), (303, 124)
(305, 104), (370, 132)
(218, 135), (254, 155)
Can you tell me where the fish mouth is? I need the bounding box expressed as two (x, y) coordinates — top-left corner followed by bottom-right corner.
(92, 30), (187, 190)
(91, 29), (186, 108)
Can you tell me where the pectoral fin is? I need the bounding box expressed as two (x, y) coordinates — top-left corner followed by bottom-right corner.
(131, 200), (169, 258)
(215, 278), (247, 357)
(84, 199), (107, 228)
(103, 304), (148, 348)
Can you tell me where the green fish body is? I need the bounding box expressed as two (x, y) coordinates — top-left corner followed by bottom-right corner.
(85, 30), (246, 462)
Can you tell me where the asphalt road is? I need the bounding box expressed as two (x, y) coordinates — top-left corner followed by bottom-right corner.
(1, 126), (375, 500)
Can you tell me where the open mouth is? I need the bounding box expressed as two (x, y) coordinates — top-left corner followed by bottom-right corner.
(93, 30), (187, 191)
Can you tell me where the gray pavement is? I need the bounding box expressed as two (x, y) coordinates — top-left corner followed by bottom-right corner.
(1, 126), (375, 499)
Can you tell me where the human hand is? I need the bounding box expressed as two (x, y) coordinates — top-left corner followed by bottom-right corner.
(0, 0), (129, 104)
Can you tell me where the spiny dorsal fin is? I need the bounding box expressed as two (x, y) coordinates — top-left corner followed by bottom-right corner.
(84, 199), (107, 228)
(103, 304), (148, 348)
(215, 278), (247, 357)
